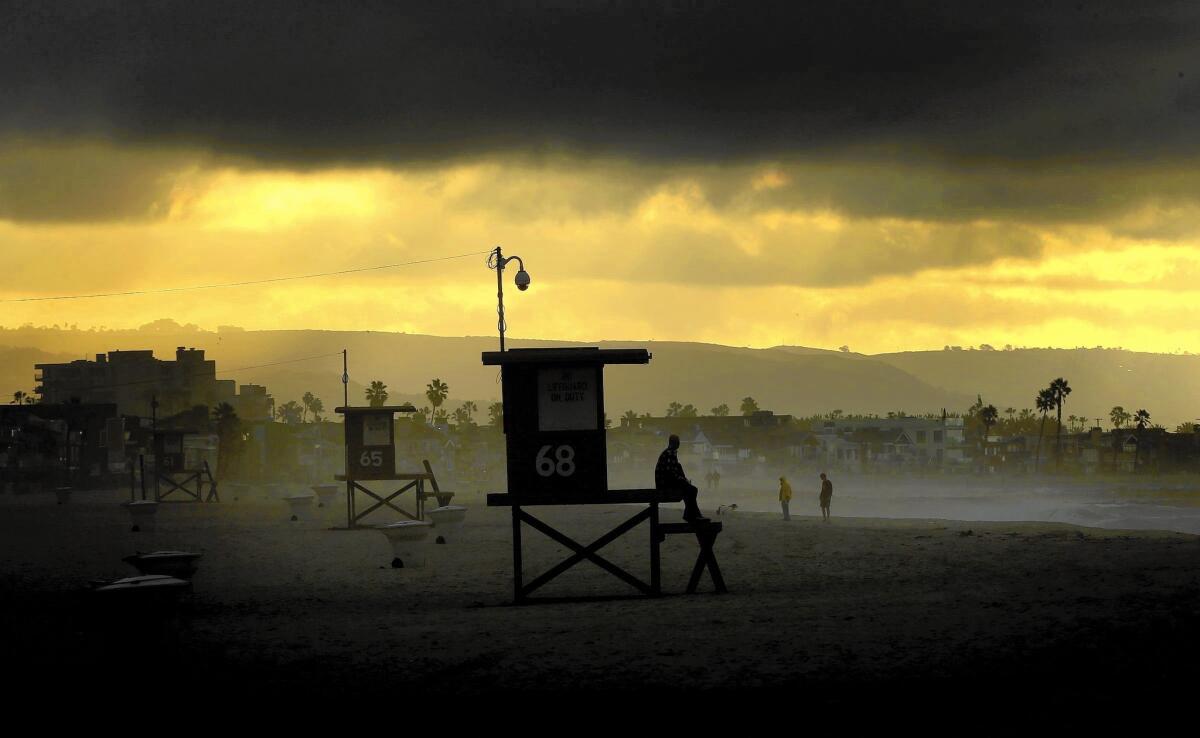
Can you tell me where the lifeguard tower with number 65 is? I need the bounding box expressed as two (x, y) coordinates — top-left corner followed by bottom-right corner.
(485, 347), (727, 603)
(336, 403), (449, 528)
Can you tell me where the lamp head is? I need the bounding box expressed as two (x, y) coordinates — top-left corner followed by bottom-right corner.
(514, 269), (531, 291)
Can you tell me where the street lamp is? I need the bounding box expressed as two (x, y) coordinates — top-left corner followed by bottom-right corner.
(487, 245), (531, 352)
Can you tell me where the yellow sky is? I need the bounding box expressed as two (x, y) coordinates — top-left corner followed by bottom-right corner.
(3, 138), (1200, 354)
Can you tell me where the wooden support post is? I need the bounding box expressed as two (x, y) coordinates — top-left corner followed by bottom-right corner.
(512, 504), (524, 604)
(650, 502), (661, 595)
(203, 460), (219, 502)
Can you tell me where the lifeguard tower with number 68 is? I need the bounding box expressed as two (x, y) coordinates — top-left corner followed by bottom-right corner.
(499, 354), (620, 497)
(485, 347), (727, 603)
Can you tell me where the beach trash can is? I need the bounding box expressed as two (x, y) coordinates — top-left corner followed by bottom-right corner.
(94, 574), (190, 598)
(283, 494), (315, 522)
(91, 575), (191, 658)
(122, 551), (203, 580)
(55, 486), (72, 505)
(376, 520), (433, 568)
(426, 505), (468, 544)
(311, 484), (340, 508)
(123, 500), (159, 533)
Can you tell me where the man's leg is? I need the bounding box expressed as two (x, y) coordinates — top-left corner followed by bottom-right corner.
(682, 483), (702, 520)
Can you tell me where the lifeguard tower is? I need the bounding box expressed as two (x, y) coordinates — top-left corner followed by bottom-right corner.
(484, 347), (726, 603)
(335, 404), (450, 528)
(152, 430), (218, 502)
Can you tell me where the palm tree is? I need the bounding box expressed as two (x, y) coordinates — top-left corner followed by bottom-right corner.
(488, 402), (504, 428)
(678, 404), (699, 418)
(1034, 387), (1055, 473)
(11, 390), (26, 404)
(212, 402), (239, 433)
(301, 391), (316, 422)
(1049, 377), (1071, 471)
(365, 380), (388, 407)
(980, 404), (998, 442)
(711, 403), (729, 417)
(309, 397), (324, 422)
(978, 403), (998, 469)
(278, 400), (303, 424)
(425, 378), (449, 411)
(621, 409), (639, 425)
(452, 406), (472, 427)
(452, 401), (477, 428)
(1110, 406), (1130, 430)
(666, 401), (683, 417)
(1133, 409), (1151, 471)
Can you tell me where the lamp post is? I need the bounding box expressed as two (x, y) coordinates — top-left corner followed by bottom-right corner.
(487, 245), (531, 352)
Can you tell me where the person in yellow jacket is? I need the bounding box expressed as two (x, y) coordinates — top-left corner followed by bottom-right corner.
(778, 476), (793, 520)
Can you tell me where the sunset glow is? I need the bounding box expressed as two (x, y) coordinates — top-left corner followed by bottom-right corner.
(4, 140), (1200, 354)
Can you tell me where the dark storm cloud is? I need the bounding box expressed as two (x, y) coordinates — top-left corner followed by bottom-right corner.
(3, 0), (1198, 165)
(0, 140), (197, 221)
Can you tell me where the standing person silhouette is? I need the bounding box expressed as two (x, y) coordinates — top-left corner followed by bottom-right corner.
(778, 476), (793, 520)
(656, 434), (703, 521)
(819, 472), (833, 522)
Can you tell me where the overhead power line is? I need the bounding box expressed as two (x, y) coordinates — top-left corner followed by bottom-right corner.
(0, 250), (491, 303)
(215, 352), (346, 377)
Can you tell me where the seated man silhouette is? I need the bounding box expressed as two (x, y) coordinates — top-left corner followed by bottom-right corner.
(655, 434), (704, 521)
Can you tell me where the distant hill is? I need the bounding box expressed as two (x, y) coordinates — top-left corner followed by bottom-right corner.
(1, 325), (1196, 426)
(0, 346), (80, 401)
(875, 348), (1200, 427)
(0, 326), (966, 418)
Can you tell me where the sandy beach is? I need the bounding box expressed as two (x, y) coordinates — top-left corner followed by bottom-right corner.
(3, 484), (1199, 710)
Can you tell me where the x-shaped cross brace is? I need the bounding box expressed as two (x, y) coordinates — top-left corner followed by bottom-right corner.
(351, 479), (420, 525)
(157, 472), (201, 502)
(516, 506), (654, 599)
(685, 528), (727, 594)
